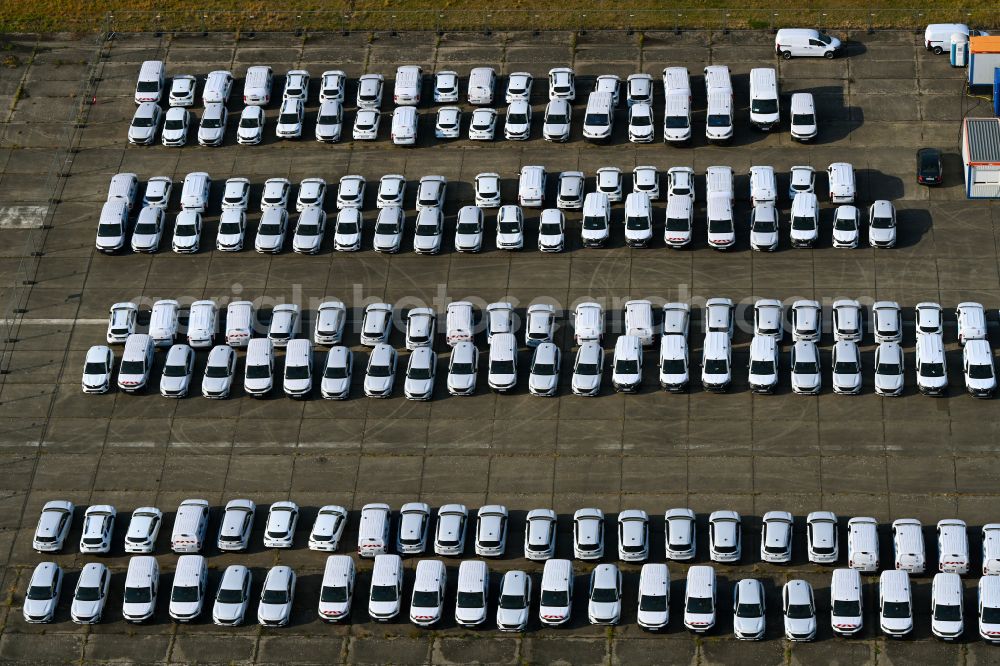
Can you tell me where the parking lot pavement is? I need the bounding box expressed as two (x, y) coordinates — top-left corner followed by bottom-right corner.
(0, 27), (998, 665)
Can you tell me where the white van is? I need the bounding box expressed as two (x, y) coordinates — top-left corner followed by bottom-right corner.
(410, 560), (446, 627)
(358, 503), (392, 557)
(487, 332), (518, 393)
(95, 200), (129, 254)
(684, 566), (716, 632)
(203, 70), (233, 104)
(937, 520), (969, 574)
(390, 106), (418, 146)
(318, 555), (355, 623)
(455, 560), (489, 627)
(538, 559), (574, 626)
(244, 65), (274, 106)
(624, 192), (653, 248)
(892, 519), (926, 574)
(750, 166), (777, 205)
(624, 299), (655, 346)
(581, 191), (611, 248)
(847, 517), (880, 572)
(916, 333), (948, 396)
(117, 334), (155, 393)
(187, 300), (218, 349)
(664, 195), (693, 248)
(701, 332), (732, 392)
(706, 165), (734, 201)
(924, 23), (972, 54)
(369, 554), (404, 621)
(122, 556), (159, 623)
(663, 94), (692, 143)
(446, 301), (474, 346)
(180, 172), (211, 212)
(637, 563), (669, 630)
(148, 300), (179, 348)
(612, 334), (643, 393)
(705, 91), (733, 143)
(574, 302), (604, 345)
(830, 569), (863, 636)
(108, 173), (139, 208)
(706, 195), (735, 250)
(169, 555), (208, 622)
(468, 67), (497, 105)
(879, 570), (913, 637)
(983, 524), (1000, 575)
(979, 575), (1000, 641)
(827, 162), (856, 203)
(394, 65), (423, 105)
(518, 166), (546, 208)
(704, 65), (732, 93)
(582, 92), (614, 142)
(775, 28), (842, 59)
(244, 338), (274, 397)
(283, 338), (313, 398)
(225, 301), (255, 347)
(790, 93), (818, 141)
(931, 572), (964, 640)
(135, 60), (165, 104)
(749, 68), (780, 131)
(171, 499), (210, 553)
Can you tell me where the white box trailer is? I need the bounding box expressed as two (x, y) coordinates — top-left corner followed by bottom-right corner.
(962, 117), (1000, 199)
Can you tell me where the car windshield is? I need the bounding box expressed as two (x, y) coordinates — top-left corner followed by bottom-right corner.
(175, 223), (197, 237)
(239, 116), (260, 128)
(786, 603), (812, 619)
(415, 224), (440, 236)
(450, 361), (474, 374)
(171, 585), (199, 603)
(412, 591), (439, 607)
(262, 587), (289, 604)
(591, 586), (619, 603)
(633, 593), (664, 612)
(258, 223), (282, 235)
(202, 116), (222, 129)
(983, 606), (1000, 623)
(877, 361), (901, 375)
(472, 118), (492, 130)
(163, 362), (188, 378)
(368, 363), (392, 378)
(318, 113), (341, 125)
(165, 118), (185, 130)
(794, 360), (819, 374)
(872, 216), (894, 229)
(286, 365), (309, 380)
(833, 599), (860, 616)
(919, 154), (939, 174)
(216, 585), (245, 604)
(583, 216), (606, 231)
(707, 114), (730, 127)
(321, 586), (348, 603)
(499, 592), (526, 609)
(498, 222), (520, 234)
(491, 360), (515, 374)
(84, 361), (108, 374)
(371, 585), (397, 602)
(883, 601), (910, 618)
(119, 360), (145, 375)
(134, 222), (159, 235)
(737, 601), (762, 618)
(124, 587), (152, 604)
(686, 596), (713, 613)
(246, 364), (270, 379)
(297, 224), (320, 237)
(709, 219), (732, 234)
(532, 362), (555, 376)
(752, 219), (776, 233)
(278, 113), (298, 125)
(132, 115), (155, 128)
(752, 99), (778, 114)
(220, 222), (243, 235)
(631, 114), (652, 127)
(970, 363), (994, 379)
(27, 585), (53, 600)
(662, 359), (686, 374)
(791, 216), (815, 230)
(792, 113), (815, 125)
(324, 364), (348, 379)
(934, 604), (961, 621)
(585, 113), (609, 126)
(457, 591), (485, 608)
(835, 215), (857, 231)
(456, 221), (481, 234)
(922, 362), (945, 378)
(546, 112), (569, 124)
(539, 222), (563, 236)
(137, 81), (159, 93)
(97, 223), (122, 237)
(705, 359), (728, 374)
(627, 216), (650, 230)
(750, 360), (774, 375)
(834, 360), (859, 374)
(665, 218), (690, 232)
(76, 585), (102, 602)
(408, 365), (433, 380)
(540, 590), (569, 607)
(615, 359), (638, 374)
(336, 220), (359, 235)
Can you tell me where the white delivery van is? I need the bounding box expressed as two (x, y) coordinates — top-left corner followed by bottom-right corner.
(171, 499), (210, 553)
(891, 519), (926, 574)
(705, 90), (733, 143)
(937, 520), (970, 574)
(750, 166), (777, 205)
(790, 92), (818, 141)
(538, 559), (574, 626)
(393, 65), (423, 106)
(180, 172), (211, 212)
(879, 570), (913, 637)
(368, 554), (404, 621)
(117, 334), (155, 393)
(149, 300), (179, 348)
(169, 555), (208, 622)
(243, 337), (274, 397)
(830, 568), (863, 636)
(624, 300), (655, 346)
(775, 28), (842, 58)
(134, 60), (165, 104)
(446, 301), (474, 346)
(358, 503), (392, 557)
(749, 68), (780, 131)
(409, 560), (446, 627)
(243, 65), (274, 105)
(827, 162), (856, 204)
(468, 67), (497, 105)
(662, 66), (691, 98)
(186, 300), (218, 349)
(582, 92), (614, 142)
(925, 24), (972, 54)
(684, 566), (716, 632)
(663, 94), (691, 143)
(225, 301), (255, 347)
(454, 560), (489, 627)
(121, 556), (159, 623)
(847, 517), (880, 572)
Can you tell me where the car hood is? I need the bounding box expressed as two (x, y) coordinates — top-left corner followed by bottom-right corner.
(749, 370), (777, 385)
(448, 373), (475, 390)
(245, 376), (272, 391)
(257, 602), (288, 622)
(529, 374), (557, 391)
(967, 376), (996, 390)
(496, 606), (528, 626)
(173, 236), (198, 249)
(72, 599), (103, 618)
(405, 378), (434, 395)
(793, 372), (821, 388)
(832, 228), (857, 242)
(199, 127), (224, 139)
(373, 233), (399, 247)
(213, 601), (245, 622)
(455, 606), (487, 623)
(870, 227), (895, 241)
(539, 604), (569, 621)
(257, 234), (282, 249)
(161, 376), (189, 391)
(582, 228), (608, 240)
(170, 601), (202, 617)
(538, 233), (563, 246)
(589, 600), (620, 619)
(920, 374), (948, 389)
(122, 601), (154, 617)
(790, 228), (818, 240)
(285, 377), (311, 392)
(366, 375), (394, 392)
(413, 236), (440, 250)
(881, 617), (912, 633)
(83, 371), (109, 386)
(496, 232), (521, 243)
(734, 615), (765, 635)
(322, 377), (350, 392)
(130, 126), (154, 139)
(217, 232), (243, 244)
(369, 600), (399, 616)
(751, 230), (778, 243)
(832, 371), (861, 387)
(573, 374), (601, 391)
(23, 598), (55, 617)
(454, 232), (481, 246)
(785, 616), (817, 635)
(631, 124), (654, 136)
(238, 126), (260, 138)
(294, 233), (321, 248)
(162, 127), (186, 138)
(490, 372), (516, 386)
(318, 600), (350, 619)
(613, 371), (641, 384)
(934, 619), (963, 635)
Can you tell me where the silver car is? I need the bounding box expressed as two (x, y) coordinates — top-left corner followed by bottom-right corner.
(161, 107), (189, 147)
(212, 565), (251, 626)
(257, 566), (295, 627)
(403, 347), (436, 400)
(874, 341), (905, 396)
(783, 580), (817, 641)
(128, 102), (161, 145)
(254, 208), (289, 254)
(291, 207), (327, 255)
(364, 344), (397, 398)
(447, 342), (479, 396)
(23, 562), (62, 623)
(81, 345), (114, 394)
(353, 108), (381, 140)
(320, 346), (352, 400)
(831, 340), (863, 394)
(528, 342), (560, 396)
(435, 106), (462, 139)
(315, 99), (343, 142)
(733, 578), (766, 640)
(197, 103), (228, 146)
(237, 106), (265, 145)
(496, 570), (531, 632)
(202, 345), (236, 399)
(790, 340), (822, 395)
(160, 344), (195, 398)
(71, 563), (110, 624)
(454, 206), (484, 252)
(571, 342), (603, 396)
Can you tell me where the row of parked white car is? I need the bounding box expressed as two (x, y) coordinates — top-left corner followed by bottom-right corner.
(97, 163), (890, 255)
(90, 297), (997, 399)
(32, 499), (1000, 574)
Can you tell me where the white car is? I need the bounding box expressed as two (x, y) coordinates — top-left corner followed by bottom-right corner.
(573, 508), (605, 560)
(454, 206), (484, 253)
(332, 208), (362, 252)
(283, 69), (310, 100)
(257, 566), (296, 627)
(412, 208), (444, 255)
(595, 74), (622, 106)
(128, 102), (161, 145)
(433, 70), (459, 103)
(274, 98), (305, 139)
(528, 343), (561, 397)
(447, 342), (479, 396)
(397, 502), (431, 554)
(665, 508), (697, 560)
(496, 571), (531, 632)
(291, 207), (327, 254)
(373, 206), (404, 253)
(434, 504), (469, 556)
(390, 106), (418, 145)
(403, 347), (437, 400)
(353, 108), (381, 140)
(596, 167), (623, 202)
(168, 74), (196, 107)
(628, 102), (655, 143)
(537, 208), (565, 252)
(254, 208), (288, 254)
(309, 505), (348, 551)
(761, 511), (794, 564)
(788, 165), (816, 197)
(571, 342), (604, 397)
(315, 100), (344, 142)
(71, 563), (110, 624)
(212, 565), (252, 626)
(312, 304), (346, 347)
(874, 341), (906, 396)
(474, 172), (501, 208)
(667, 166), (696, 202)
(261, 177), (291, 210)
(783, 580), (818, 641)
(709, 510), (742, 562)
(295, 175), (327, 210)
(633, 165), (660, 200)
(832, 299), (863, 342)
(159, 344), (195, 397)
(79, 505), (116, 554)
(588, 564), (622, 625)
(337, 175), (366, 209)
(964, 339), (997, 398)
(504, 100), (532, 140)
(320, 346), (353, 400)
(475, 505), (509, 557)
(750, 203), (779, 251)
(832, 205), (861, 248)
(319, 69), (347, 102)
(548, 67), (576, 100)
(869, 199), (897, 248)
(237, 106), (265, 145)
(22, 562), (62, 623)
(524, 509), (558, 560)
(435, 106), (462, 139)
(33, 500), (74, 552)
(416, 175), (447, 210)
(364, 343), (397, 398)
(557, 171), (585, 209)
(216, 209), (246, 252)
(142, 176), (172, 208)
(543, 99), (572, 142)
(806, 511), (838, 564)
(832, 340), (863, 394)
(197, 103), (227, 146)
(81, 345), (113, 394)
(130, 206), (164, 253)
(161, 107), (189, 147)
(201, 345), (236, 399)
(733, 579), (766, 640)
(791, 300), (822, 341)
(873, 301), (903, 343)
(505, 71), (533, 102)
(791, 340), (822, 395)
(356, 73), (384, 109)
(468, 108), (497, 140)
(217, 499), (255, 552)
(171, 210), (201, 253)
(361, 304), (393, 346)
(377, 174), (406, 208)
(618, 510), (650, 562)
(495, 205), (524, 250)
(263, 501), (299, 548)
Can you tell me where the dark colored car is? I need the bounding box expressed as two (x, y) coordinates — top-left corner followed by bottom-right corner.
(917, 148), (942, 185)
